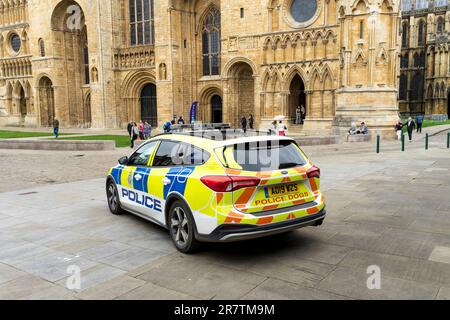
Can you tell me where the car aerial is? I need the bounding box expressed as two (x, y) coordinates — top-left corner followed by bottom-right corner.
(106, 130), (326, 253)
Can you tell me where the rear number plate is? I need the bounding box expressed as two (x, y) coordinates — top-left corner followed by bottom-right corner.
(266, 183), (298, 197)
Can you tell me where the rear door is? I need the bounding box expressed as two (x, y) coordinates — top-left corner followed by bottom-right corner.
(221, 140), (317, 214)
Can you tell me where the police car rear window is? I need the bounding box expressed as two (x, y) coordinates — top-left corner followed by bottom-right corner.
(222, 140), (307, 171)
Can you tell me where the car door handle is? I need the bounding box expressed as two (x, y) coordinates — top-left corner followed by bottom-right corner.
(162, 177), (171, 185)
(134, 174), (142, 181)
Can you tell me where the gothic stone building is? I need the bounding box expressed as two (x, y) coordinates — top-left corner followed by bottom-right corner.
(400, 0), (450, 119)
(0, 0), (401, 137)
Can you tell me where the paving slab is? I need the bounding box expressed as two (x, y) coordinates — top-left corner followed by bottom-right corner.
(317, 266), (439, 300)
(136, 255), (266, 300)
(242, 278), (349, 300)
(117, 282), (198, 300)
(429, 246), (450, 265)
(77, 275), (146, 300)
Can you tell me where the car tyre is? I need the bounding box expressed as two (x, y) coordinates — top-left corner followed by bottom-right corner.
(106, 180), (125, 215)
(168, 200), (200, 253)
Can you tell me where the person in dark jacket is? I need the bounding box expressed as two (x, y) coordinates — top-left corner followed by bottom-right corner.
(241, 115), (247, 133)
(248, 114), (254, 130)
(395, 120), (403, 141)
(416, 114), (424, 134)
(177, 116), (185, 125)
(127, 120), (133, 136)
(405, 117), (416, 142)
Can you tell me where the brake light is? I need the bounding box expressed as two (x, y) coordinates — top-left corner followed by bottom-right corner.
(307, 166), (320, 179)
(200, 176), (260, 192)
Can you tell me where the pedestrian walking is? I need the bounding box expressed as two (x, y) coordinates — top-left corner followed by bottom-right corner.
(248, 114), (254, 130)
(268, 120), (277, 135)
(127, 120), (133, 136)
(53, 118), (60, 139)
(138, 120), (145, 140)
(144, 121), (151, 139)
(130, 122), (139, 148)
(241, 115), (247, 133)
(405, 117), (416, 142)
(278, 120), (287, 136)
(395, 120), (403, 141)
(416, 114), (424, 134)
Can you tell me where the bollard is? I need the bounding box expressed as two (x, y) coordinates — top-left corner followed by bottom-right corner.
(376, 135), (380, 154)
(447, 132), (450, 149)
(425, 133), (429, 150)
(401, 132), (405, 151)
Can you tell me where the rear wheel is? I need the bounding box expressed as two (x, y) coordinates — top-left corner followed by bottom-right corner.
(168, 200), (200, 253)
(106, 180), (125, 215)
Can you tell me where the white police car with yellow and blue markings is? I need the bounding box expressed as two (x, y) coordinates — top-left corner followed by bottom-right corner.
(106, 132), (325, 253)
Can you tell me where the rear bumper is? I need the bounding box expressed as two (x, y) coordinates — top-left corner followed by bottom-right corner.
(197, 208), (326, 242)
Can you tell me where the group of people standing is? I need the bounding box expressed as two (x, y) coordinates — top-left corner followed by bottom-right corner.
(395, 114), (424, 142)
(127, 120), (152, 148)
(295, 105), (306, 125)
(268, 120), (288, 136)
(240, 114), (254, 133)
(163, 116), (186, 133)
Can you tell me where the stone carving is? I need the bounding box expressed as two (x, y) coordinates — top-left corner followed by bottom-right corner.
(113, 46), (155, 70)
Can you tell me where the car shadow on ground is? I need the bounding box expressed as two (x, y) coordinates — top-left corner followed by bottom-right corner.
(120, 209), (324, 261)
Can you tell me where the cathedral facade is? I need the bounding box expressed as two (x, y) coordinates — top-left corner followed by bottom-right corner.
(0, 0), (400, 136)
(400, 0), (450, 119)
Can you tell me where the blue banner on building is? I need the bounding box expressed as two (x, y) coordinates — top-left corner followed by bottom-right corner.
(189, 101), (198, 123)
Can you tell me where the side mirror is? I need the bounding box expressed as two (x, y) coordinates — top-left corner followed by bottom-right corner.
(118, 156), (129, 165)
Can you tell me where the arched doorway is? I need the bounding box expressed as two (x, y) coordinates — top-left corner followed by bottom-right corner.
(211, 95), (223, 123)
(140, 83), (157, 127)
(227, 62), (255, 127)
(289, 74), (306, 123)
(38, 77), (55, 127)
(51, 1), (89, 126)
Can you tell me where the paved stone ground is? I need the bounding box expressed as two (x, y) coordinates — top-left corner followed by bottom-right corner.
(0, 130), (450, 299)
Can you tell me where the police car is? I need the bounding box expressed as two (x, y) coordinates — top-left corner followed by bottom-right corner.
(106, 131), (326, 253)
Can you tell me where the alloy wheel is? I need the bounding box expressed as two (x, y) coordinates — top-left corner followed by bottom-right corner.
(171, 207), (189, 247)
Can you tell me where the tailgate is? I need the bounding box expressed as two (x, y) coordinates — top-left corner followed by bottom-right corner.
(229, 167), (317, 214)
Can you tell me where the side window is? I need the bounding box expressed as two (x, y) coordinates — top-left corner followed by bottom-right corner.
(179, 143), (211, 165)
(128, 141), (158, 166)
(152, 141), (180, 167)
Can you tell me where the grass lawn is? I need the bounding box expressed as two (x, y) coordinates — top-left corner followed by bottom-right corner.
(400, 119), (450, 132)
(422, 119), (450, 128)
(0, 130), (73, 139)
(59, 135), (131, 148)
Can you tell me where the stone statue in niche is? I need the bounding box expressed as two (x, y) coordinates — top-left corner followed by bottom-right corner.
(159, 63), (167, 80)
(91, 67), (98, 83)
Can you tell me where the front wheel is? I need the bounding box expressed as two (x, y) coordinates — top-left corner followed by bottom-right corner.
(106, 180), (125, 215)
(168, 200), (200, 253)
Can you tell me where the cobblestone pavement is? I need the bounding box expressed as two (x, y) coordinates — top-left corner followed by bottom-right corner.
(0, 131), (450, 299)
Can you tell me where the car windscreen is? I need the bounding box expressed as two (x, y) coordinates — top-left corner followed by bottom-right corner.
(220, 140), (308, 171)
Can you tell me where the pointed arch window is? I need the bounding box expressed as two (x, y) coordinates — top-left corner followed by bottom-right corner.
(38, 38), (45, 57)
(437, 17), (444, 34)
(129, 0), (155, 46)
(402, 23), (408, 48)
(417, 20), (424, 46)
(202, 8), (221, 76)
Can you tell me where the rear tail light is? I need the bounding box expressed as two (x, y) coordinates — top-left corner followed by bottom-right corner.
(200, 176), (260, 192)
(307, 166), (320, 179)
